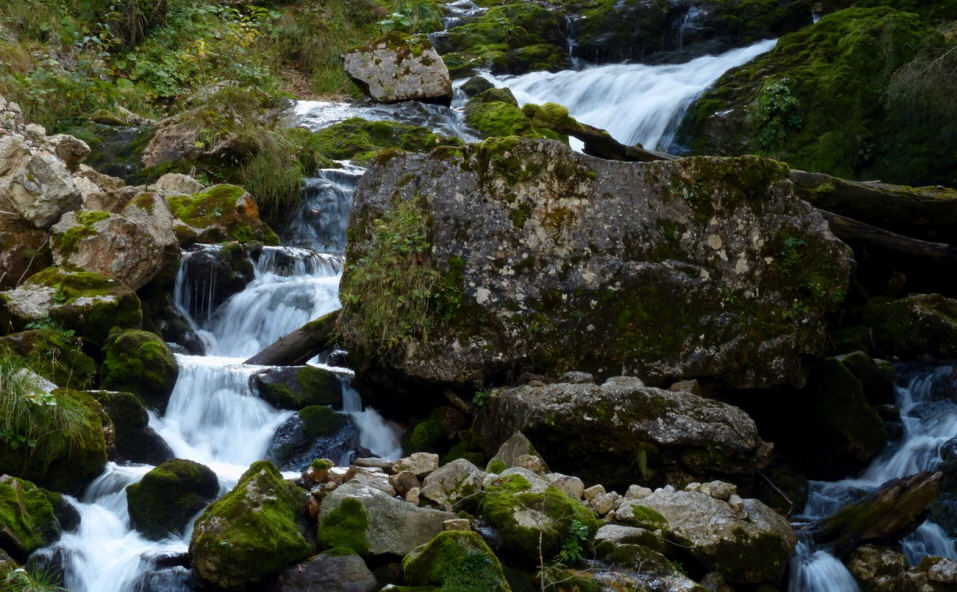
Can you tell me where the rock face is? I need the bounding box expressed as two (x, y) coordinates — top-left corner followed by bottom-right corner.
(0, 135), (83, 229)
(127, 459), (219, 541)
(318, 481), (457, 556)
(852, 294), (957, 360)
(99, 330), (179, 413)
(474, 379), (769, 490)
(190, 461), (314, 590)
(631, 487), (796, 585)
(341, 139), (853, 393)
(0, 268), (142, 346)
(268, 553), (377, 592)
(421, 459), (484, 509)
(343, 34), (453, 105)
(177, 243), (255, 321)
(0, 475), (63, 561)
(0, 214), (52, 290)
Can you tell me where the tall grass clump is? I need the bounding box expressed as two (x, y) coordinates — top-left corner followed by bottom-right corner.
(1, 567), (66, 592)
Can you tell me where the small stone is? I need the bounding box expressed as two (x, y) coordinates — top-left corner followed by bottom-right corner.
(354, 457), (396, 473)
(405, 487), (421, 506)
(668, 379), (703, 395)
(685, 482), (702, 493)
(513, 454), (546, 474)
(444, 519), (471, 531)
(306, 495), (320, 519)
(591, 492), (618, 516)
(700, 481), (737, 501)
(727, 494), (745, 516)
(625, 485), (653, 500)
(546, 474), (585, 499)
(391, 471), (421, 497)
(583, 484), (605, 501)
(394, 452), (439, 478)
(602, 376), (645, 388)
(559, 371), (595, 384)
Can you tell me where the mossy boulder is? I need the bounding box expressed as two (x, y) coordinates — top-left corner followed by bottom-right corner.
(0, 389), (108, 494)
(127, 459), (219, 541)
(0, 214), (52, 291)
(177, 242), (255, 322)
(0, 476), (62, 562)
(851, 294), (957, 360)
(0, 268), (142, 345)
(166, 184), (277, 246)
(0, 330), (96, 390)
(341, 139), (853, 397)
(268, 552), (378, 592)
(463, 90), (563, 140)
(266, 407), (358, 471)
(189, 461), (314, 590)
(343, 33), (453, 105)
(85, 390), (173, 465)
(251, 366), (343, 411)
(402, 531), (511, 592)
(678, 6), (956, 187)
(305, 118), (462, 163)
(99, 329), (178, 412)
(478, 472), (598, 565)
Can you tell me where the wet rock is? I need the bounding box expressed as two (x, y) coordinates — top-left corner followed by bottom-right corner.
(342, 139), (853, 394)
(421, 459), (484, 509)
(343, 33), (452, 105)
(318, 481), (457, 556)
(177, 242), (255, 321)
(127, 459), (219, 540)
(402, 531), (509, 592)
(847, 545), (907, 592)
(267, 407), (359, 471)
(0, 475), (63, 561)
(837, 351), (896, 407)
(86, 391), (173, 465)
(269, 552), (377, 592)
(474, 380), (769, 490)
(190, 461), (314, 590)
(854, 294), (957, 360)
(632, 487), (796, 584)
(251, 365), (344, 411)
(100, 330), (179, 413)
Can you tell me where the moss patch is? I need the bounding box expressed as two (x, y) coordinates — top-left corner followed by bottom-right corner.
(127, 459), (219, 540)
(403, 530), (511, 592)
(100, 329), (178, 412)
(318, 497), (370, 554)
(299, 405), (348, 439)
(0, 476), (61, 561)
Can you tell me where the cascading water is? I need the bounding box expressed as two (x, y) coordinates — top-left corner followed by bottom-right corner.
(788, 363), (957, 591)
(478, 38), (776, 151)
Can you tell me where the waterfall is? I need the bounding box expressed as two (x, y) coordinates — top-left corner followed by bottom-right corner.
(789, 363), (957, 590)
(340, 376), (402, 461)
(480, 38), (777, 152)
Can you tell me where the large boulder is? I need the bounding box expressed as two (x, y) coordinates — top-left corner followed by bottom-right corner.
(0, 214), (52, 290)
(266, 406), (359, 471)
(127, 459), (219, 541)
(852, 294), (957, 360)
(267, 553), (377, 592)
(340, 139), (853, 394)
(166, 184), (277, 246)
(85, 390), (173, 465)
(189, 461), (314, 590)
(421, 458), (484, 509)
(343, 34), (453, 105)
(318, 481), (457, 556)
(176, 242), (255, 322)
(474, 378), (769, 490)
(0, 135), (82, 229)
(478, 469), (598, 565)
(0, 268), (142, 346)
(626, 485), (796, 585)
(402, 531), (510, 592)
(50, 191), (179, 290)
(99, 329), (179, 412)
(0, 475), (62, 561)
(251, 365), (343, 411)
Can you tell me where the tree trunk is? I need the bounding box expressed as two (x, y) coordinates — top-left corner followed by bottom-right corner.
(244, 310), (339, 366)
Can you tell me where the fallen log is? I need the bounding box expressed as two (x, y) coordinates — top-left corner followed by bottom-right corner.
(792, 170), (957, 246)
(821, 211), (957, 297)
(244, 309), (339, 366)
(808, 471), (941, 558)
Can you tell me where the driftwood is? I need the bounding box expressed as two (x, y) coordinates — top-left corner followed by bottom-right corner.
(808, 471), (941, 558)
(554, 119), (679, 163)
(792, 170), (957, 246)
(244, 310), (339, 366)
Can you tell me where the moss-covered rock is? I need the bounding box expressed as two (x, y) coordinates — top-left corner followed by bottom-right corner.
(0, 268), (142, 346)
(305, 118), (462, 163)
(0, 330), (96, 390)
(189, 461), (314, 590)
(403, 531), (511, 592)
(127, 459), (219, 541)
(478, 472), (597, 566)
(463, 90), (563, 140)
(85, 390), (173, 465)
(100, 329), (178, 412)
(0, 389), (108, 494)
(166, 184), (278, 246)
(851, 294), (957, 360)
(251, 365), (343, 411)
(678, 6), (955, 187)
(0, 476), (62, 561)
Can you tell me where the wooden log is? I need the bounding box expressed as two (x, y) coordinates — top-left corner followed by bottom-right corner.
(554, 119), (680, 163)
(808, 471), (941, 558)
(792, 170), (957, 246)
(244, 309), (339, 366)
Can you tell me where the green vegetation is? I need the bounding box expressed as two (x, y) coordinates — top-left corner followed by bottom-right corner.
(1, 566), (66, 592)
(305, 117), (462, 162)
(318, 497), (370, 554)
(0, 328), (97, 390)
(0, 476), (61, 561)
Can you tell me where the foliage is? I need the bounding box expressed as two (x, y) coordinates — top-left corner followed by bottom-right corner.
(378, 0), (443, 34)
(559, 519), (590, 564)
(0, 350), (99, 472)
(0, 567), (66, 592)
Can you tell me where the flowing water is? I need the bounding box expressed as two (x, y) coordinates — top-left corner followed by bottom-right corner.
(478, 38), (777, 152)
(788, 363), (957, 591)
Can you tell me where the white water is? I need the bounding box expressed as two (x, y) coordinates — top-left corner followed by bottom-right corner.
(789, 364), (957, 591)
(480, 38), (777, 151)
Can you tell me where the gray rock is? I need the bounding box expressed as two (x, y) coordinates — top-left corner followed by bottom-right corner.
(421, 458), (484, 508)
(487, 432), (548, 474)
(0, 137), (81, 228)
(474, 380), (769, 490)
(153, 173), (204, 194)
(268, 553), (377, 592)
(342, 140), (853, 391)
(47, 134), (90, 170)
(545, 473), (584, 499)
(393, 452), (439, 478)
(319, 482), (457, 556)
(343, 34), (452, 105)
(847, 545), (906, 592)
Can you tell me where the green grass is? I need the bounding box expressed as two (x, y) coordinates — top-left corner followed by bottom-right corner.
(0, 350), (100, 471)
(1, 566), (66, 592)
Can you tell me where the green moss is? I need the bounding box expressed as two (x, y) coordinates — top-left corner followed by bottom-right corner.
(310, 458), (334, 471)
(478, 474), (598, 565)
(51, 210), (111, 256)
(299, 406), (348, 438)
(305, 117), (462, 162)
(127, 459), (219, 540)
(486, 460), (507, 474)
(100, 329), (178, 412)
(0, 329), (96, 390)
(318, 497), (370, 554)
(257, 366), (342, 411)
(168, 184), (246, 229)
(321, 546), (358, 557)
(618, 504), (668, 530)
(0, 476), (61, 560)
(464, 94), (542, 139)
(409, 419), (446, 453)
(403, 531), (511, 592)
